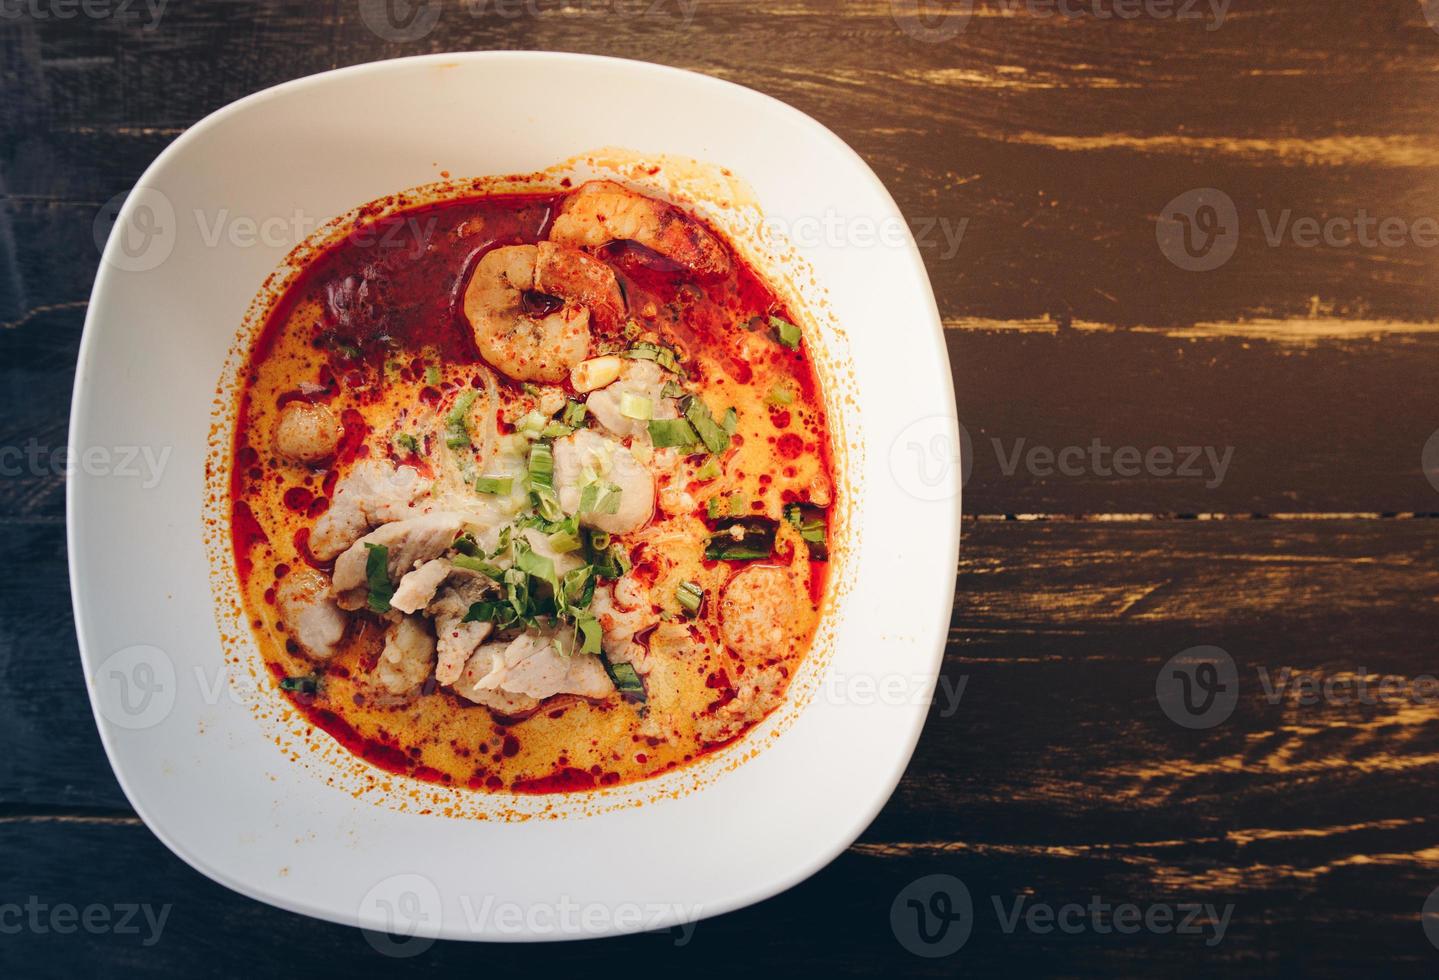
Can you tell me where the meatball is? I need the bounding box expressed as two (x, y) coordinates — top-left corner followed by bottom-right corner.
(719, 564), (800, 661)
(274, 401), (341, 464)
(274, 566), (346, 659)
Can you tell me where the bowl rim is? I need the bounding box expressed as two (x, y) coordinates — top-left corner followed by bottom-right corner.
(69, 49), (961, 940)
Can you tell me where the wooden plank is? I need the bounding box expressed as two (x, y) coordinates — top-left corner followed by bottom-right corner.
(8, 301), (1439, 519)
(1, 811), (1435, 975)
(0, 522), (126, 810)
(7, 2), (1439, 329)
(888, 519), (1439, 852)
(11, 517), (1439, 848)
(950, 328), (1439, 514)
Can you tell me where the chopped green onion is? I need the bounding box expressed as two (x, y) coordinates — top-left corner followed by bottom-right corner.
(561, 400), (588, 428)
(474, 475), (513, 495)
(492, 525), (512, 557)
(785, 503), (829, 561)
(622, 318), (643, 341)
(363, 543), (394, 613)
(503, 565), (533, 619)
(527, 442), (559, 524)
(661, 381), (687, 399)
(424, 364), (441, 385)
(647, 417), (700, 449)
(450, 554), (504, 578)
(770, 315), (802, 349)
(392, 432), (420, 456)
(604, 659), (645, 698)
(707, 493), (745, 519)
(463, 599), (513, 625)
(279, 674), (320, 695)
(588, 530), (629, 580)
(694, 456), (723, 481)
(676, 581), (704, 617)
(579, 481), (623, 516)
(515, 410), (548, 440)
(618, 392), (654, 420)
(453, 532), (481, 556)
(722, 407), (738, 436)
(575, 614), (603, 656)
(704, 518), (777, 561)
(682, 396), (732, 454)
(540, 422), (575, 439)
(765, 383), (795, 406)
(623, 341), (685, 376)
(514, 545), (556, 586)
(445, 391), (478, 450)
(560, 564), (597, 615)
(548, 521), (583, 554)
(531, 485), (564, 522)
(528, 442), (554, 489)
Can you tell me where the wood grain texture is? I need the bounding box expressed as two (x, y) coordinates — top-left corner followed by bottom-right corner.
(4, 0), (1439, 974)
(5, 520), (1439, 977)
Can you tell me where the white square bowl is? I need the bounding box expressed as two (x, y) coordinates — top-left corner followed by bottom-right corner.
(71, 51), (960, 942)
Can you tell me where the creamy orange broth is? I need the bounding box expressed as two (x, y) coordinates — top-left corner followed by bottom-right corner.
(231, 186), (833, 794)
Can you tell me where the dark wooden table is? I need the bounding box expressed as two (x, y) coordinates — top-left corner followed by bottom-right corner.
(5, 1), (1439, 975)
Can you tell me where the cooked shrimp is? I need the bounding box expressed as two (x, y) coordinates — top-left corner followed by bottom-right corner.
(549, 180), (730, 279)
(462, 241), (623, 383)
